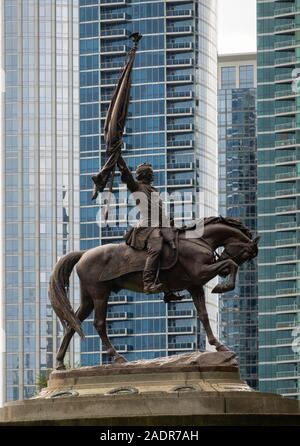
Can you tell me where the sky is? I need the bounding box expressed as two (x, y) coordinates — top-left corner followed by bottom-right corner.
(218, 0), (257, 55)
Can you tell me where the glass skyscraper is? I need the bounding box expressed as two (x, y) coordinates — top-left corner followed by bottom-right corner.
(1, 0), (80, 402)
(79, 0), (219, 365)
(257, 0), (300, 399)
(218, 54), (258, 389)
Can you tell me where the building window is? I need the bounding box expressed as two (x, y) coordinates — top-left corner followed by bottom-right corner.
(221, 66), (236, 89)
(240, 65), (254, 88)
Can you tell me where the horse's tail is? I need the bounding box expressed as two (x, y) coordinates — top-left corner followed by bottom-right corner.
(48, 251), (85, 339)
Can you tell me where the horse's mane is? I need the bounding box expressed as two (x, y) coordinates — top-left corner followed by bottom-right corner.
(203, 216), (253, 240)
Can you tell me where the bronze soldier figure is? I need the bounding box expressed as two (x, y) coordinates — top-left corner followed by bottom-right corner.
(91, 33), (175, 293)
(119, 160), (176, 293)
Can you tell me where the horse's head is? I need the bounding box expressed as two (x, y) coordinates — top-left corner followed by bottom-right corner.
(219, 236), (260, 270)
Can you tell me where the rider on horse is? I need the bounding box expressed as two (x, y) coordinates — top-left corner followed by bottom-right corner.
(93, 155), (176, 294)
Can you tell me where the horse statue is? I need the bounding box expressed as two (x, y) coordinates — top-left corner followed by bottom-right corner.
(49, 216), (260, 370)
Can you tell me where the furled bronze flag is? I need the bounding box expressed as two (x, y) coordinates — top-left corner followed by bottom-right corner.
(92, 32), (143, 200)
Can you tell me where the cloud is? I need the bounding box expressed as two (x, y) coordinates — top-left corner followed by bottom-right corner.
(218, 0), (257, 54)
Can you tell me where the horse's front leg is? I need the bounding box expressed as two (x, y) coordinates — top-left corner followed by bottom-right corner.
(208, 259), (238, 294)
(189, 286), (230, 352)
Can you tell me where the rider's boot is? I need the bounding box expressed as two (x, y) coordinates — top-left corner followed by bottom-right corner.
(143, 233), (164, 294)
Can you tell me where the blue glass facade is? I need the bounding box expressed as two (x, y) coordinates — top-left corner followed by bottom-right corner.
(79, 0), (218, 365)
(2, 0), (80, 402)
(218, 55), (258, 389)
(257, 0), (300, 399)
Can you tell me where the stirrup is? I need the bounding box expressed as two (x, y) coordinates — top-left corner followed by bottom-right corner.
(144, 282), (164, 294)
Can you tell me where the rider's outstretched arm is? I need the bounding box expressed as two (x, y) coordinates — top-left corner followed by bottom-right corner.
(117, 155), (138, 193)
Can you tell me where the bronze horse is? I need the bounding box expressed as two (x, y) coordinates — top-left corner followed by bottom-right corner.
(49, 217), (259, 370)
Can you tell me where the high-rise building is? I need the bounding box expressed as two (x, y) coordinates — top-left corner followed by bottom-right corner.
(218, 53), (258, 389)
(1, 0), (80, 402)
(79, 0), (219, 365)
(257, 0), (300, 399)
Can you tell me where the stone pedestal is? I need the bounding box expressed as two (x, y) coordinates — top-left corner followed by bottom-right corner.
(1, 352), (300, 426)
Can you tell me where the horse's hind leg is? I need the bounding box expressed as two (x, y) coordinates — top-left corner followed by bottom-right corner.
(189, 286), (230, 352)
(93, 290), (127, 364)
(56, 284), (94, 370)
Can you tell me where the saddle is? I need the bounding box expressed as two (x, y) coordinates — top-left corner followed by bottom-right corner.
(98, 234), (179, 282)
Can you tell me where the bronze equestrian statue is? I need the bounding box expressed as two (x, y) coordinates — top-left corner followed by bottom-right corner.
(48, 34), (260, 370)
(49, 216), (260, 369)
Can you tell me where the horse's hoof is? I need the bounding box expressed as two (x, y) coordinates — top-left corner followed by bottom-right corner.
(115, 355), (127, 364)
(56, 364), (66, 371)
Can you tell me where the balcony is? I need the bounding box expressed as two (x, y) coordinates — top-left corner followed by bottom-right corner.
(276, 287), (297, 295)
(274, 22), (296, 34)
(100, 28), (127, 39)
(275, 188), (296, 197)
(276, 304), (299, 314)
(274, 38), (296, 50)
(166, 42), (193, 52)
(168, 309), (195, 318)
(167, 107), (193, 116)
(166, 74), (194, 84)
(166, 9), (193, 19)
(275, 104), (296, 115)
(274, 6), (296, 18)
(275, 154), (296, 164)
(275, 221), (297, 230)
(276, 370), (300, 378)
(166, 139), (194, 149)
(168, 326), (195, 335)
(276, 238), (297, 248)
(107, 312), (128, 321)
(102, 228), (127, 238)
(100, 61), (123, 71)
(167, 162), (193, 171)
(276, 338), (293, 346)
(276, 269), (297, 278)
(108, 295), (128, 304)
(167, 123), (193, 132)
(275, 253), (297, 262)
(100, 12), (127, 22)
(277, 356), (300, 364)
(101, 0), (126, 5)
(275, 170), (296, 180)
(166, 58), (193, 67)
(107, 328), (128, 337)
(275, 121), (296, 132)
(275, 137), (296, 148)
(101, 77), (118, 86)
(167, 90), (193, 100)
(168, 342), (196, 351)
(275, 204), (297, 213)
(100, 45), (127, 55)
(276, 320), (297, 329)
(274, 72), (293, 83)
(274, 55), (296, 66)
(114, 345), (132, 353)
(166, 26), (194, 35)
(275, 89), (295, 99)
(167, 178), (194, 187)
